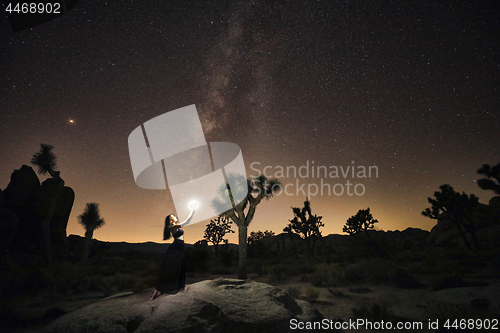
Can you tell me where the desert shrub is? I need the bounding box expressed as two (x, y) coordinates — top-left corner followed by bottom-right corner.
(389, 269), (426, 289)
(394, 250), (426, 263)
(41, 307), (67, 322)
(248, 241), (275, 259)
(470, 298), (490, 309)
(25, 269), (56, 298)
(54, 259), (157, 295)
(304, 287), (320, 303)
(423, 247), (446, 263)
(443, 248), (469, 261)
(309, 260), (416, 288)
(345, 258), (424, 289)
(321, 248), (337, 263)
(491, 254), (500, 273)
(264, 256), (284, 266)
(267, 264), (290, 282)
(421, 255), (440, 273)
(328, 287), (346, 297)
(51, 261), (92, 294)
(309, 266), (330, 287)
(352, 302), (393, 322)
(406, 261), (437, 275)
(1, 258), (54, 297)
(88, 275), (115, 296)
(119, 249), (147, 261)
(342, 263), (365, 284)
(219, 248), (236, 267)
(113, 273), (135, 290)
(346, 236), (392, 260)
(300, 275), (309, 283)
(309, 263), (349, 287)
(92, 257), (128, 276)
(121, 258), (155, 276)
(268, 259), (313, 274)
(431, 275), (469, 291)
(210, 265), (235, 275)
(0, 300), (17, 329)
(140, 260), (160, 277)
(131, 276), (153, 292)
(294, 262), (315, 275)
(248, 260), (264, 275)
(423, 300), (491, 327)
(263, 260), (313, 282)
(347, 286), (372, 294)
(61, 274), (91, 295)
(349, 258), (393, 284)
(461, 256), (487, 268)
(184, 247), (210, 272)
(286, 286), (302, 299)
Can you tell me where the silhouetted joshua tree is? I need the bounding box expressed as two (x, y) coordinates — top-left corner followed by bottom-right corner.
(248, 230), (275, 245)
(422, 184), (481, 251)
(31, 143), (64, 264)
(343, 207), (378, 238)
(212, 174), (281, 279)
(78, 202), (105, 262)
(477, 163), (500, 195)
(284, 198), (324, 257)
(204, 215), (234, 257)
(247, 230), (275, 258)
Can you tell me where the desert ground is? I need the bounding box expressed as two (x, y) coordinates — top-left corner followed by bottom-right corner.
(3, 232), (499, 332)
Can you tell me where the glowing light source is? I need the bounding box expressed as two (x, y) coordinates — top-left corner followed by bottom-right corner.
(189, 200), (199, 210)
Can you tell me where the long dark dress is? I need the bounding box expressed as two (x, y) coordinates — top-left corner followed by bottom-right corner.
(156, 229), (185, 293)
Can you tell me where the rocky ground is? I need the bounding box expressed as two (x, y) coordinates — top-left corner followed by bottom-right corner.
(7, 270), (499, 333)
(3, 217), (500, 332)
(41, 277), (327, 333)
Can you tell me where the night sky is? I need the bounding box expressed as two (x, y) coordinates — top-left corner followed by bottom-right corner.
(1, 0), (498, 244)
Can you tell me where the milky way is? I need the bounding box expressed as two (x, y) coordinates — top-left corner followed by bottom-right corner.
(0, 0), (498, 243)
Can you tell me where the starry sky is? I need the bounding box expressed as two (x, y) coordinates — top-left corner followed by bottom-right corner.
(1, 0), (498, 244)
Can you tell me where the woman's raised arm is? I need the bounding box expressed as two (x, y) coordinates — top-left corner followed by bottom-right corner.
(179, 209), (196, 227)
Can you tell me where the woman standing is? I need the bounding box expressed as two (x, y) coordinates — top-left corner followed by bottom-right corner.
(150, 207), (196, 300)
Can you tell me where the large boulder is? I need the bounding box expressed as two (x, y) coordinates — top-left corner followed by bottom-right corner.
(489, 196), (500, 208)
(488, 196), (500, 225)
(0, 208), (18, 267)
(476, 224), (500, 249)
(3, 165), (40, 208)
(43, 278), (331, 333)
(2, 165), (74, 254)
(435, 227), (461, 246)
(3, 166), (41, 253)
(427, 206), (499, 249)
(35, 178), (75, 253)
(426, 216), (455, 246)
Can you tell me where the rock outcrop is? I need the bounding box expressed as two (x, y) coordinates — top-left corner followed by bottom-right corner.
(489, 196), (500, 208)
(3, 165), (41, 208)
(0, 188), (5, 207)
(35, 178), (75, 252)
(2, 165), (41, 253)
(0, 208), (18, 266)
(1, 165), (74, 254)
(43, 278), (331, 333)
(426, 197), (500, 249)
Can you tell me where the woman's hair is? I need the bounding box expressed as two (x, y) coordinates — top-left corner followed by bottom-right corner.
(163, 214), (175, 240)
